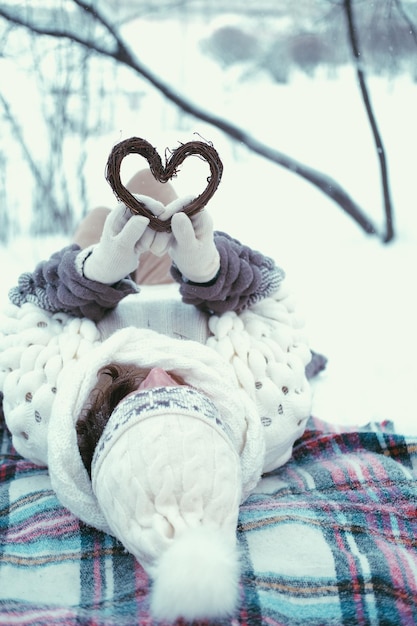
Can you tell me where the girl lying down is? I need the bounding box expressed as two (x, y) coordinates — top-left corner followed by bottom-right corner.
(0, 165), (325, 622)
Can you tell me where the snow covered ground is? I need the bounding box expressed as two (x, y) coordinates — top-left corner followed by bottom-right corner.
(1, 16), (416, 436)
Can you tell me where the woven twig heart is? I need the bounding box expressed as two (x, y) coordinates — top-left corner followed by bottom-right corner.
(105, 137), (223, 232)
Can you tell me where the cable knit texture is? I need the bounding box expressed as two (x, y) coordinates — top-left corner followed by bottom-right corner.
(170, 231), (284, 314)
(44, 327), (264, 534)
(91, 386), (243, 619)
(8, 244), (138, 322)
(91, 387), (242, 575)
(0, 302), (101, 464)
(206, 278), (312, 471)
(0, 281), (313, 476)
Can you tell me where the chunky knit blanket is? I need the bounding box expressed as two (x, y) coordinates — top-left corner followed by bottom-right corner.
(1, 412), (416, 626)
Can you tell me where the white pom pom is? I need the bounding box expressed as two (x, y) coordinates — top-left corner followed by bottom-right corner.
(150, 527), (240, 621)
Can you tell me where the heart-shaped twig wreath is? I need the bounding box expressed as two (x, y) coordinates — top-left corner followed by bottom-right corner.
(105, 137), (223, 232)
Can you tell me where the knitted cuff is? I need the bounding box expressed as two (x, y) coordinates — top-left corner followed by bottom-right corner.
(9, 245), (139, 322)
(171, 231), (285, 314)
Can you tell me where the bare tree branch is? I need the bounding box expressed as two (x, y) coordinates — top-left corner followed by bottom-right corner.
(343, 0), (395, 242)
(0, 3), (379, 238)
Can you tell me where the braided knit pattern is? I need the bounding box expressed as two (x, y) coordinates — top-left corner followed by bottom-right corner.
(92, 386), (235, 471)
(171, 231), (284, 314)
(207, 277), (313, 471)
(0, 301), (101, 464)
(92, 411), (241, 574)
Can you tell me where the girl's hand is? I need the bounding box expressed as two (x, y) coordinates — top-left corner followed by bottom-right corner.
(82, 196), (172, 284)
(168, 210), (220, 283)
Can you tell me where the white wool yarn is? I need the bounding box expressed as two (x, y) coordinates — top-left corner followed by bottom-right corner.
(1, 277), (311, 476)
(207, 279), (312, 471)
(0, 302), (101, 464)
(91, 388), (243, 620)
(91, 388), (242, 575)
(98, 282), (312, 470)
(1, 277), (311, 477)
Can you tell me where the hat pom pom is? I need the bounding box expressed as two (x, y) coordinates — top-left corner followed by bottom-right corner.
(150, 527), (240, 621)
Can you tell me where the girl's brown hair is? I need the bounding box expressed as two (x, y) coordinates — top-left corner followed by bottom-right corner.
(76, 363), (184, 477)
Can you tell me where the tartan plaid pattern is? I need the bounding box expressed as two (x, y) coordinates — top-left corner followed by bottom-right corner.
(1, 412), (416, 626)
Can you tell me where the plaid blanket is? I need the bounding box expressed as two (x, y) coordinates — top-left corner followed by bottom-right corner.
(1, 412), (416, 626)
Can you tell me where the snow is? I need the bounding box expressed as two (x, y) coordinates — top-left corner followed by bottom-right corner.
(1, 16), (416, 436)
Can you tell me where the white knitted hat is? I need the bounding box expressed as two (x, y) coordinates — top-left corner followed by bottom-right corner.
(48, 327), (264, 534)
(91, 385), (242, 620)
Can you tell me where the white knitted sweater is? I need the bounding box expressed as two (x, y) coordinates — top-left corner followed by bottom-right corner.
(0, 279), (311, 521)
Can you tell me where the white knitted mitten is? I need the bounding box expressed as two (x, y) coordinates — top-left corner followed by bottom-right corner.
(168, 210), (220, 283)
(82, 198), (171, 284)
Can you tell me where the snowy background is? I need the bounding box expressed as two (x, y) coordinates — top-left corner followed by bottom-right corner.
(1, 11), (417, 435)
